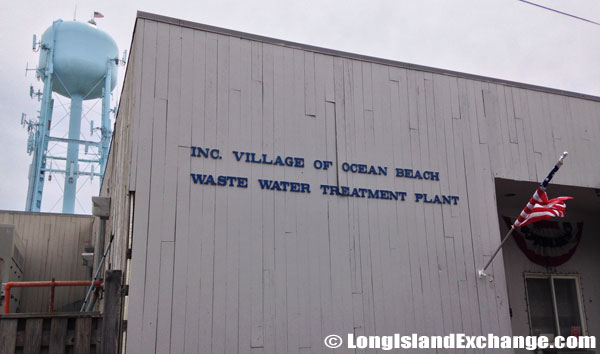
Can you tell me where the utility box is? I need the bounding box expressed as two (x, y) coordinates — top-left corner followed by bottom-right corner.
(0, 224), (26, 312)
(92, 196), (111, 219)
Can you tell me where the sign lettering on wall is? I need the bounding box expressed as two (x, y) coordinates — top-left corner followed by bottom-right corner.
(189, 146), (460, 205)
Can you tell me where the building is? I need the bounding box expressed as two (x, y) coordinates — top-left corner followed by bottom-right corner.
(97, 11), (599, 353)
(0, 211), (93, 312)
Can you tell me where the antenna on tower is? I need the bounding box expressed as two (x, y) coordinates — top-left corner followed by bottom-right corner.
(24, 19), (119, 213)
(73, 5), (77, 21)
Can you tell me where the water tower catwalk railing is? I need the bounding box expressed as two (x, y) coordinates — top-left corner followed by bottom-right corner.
(23, 19), (123, 213)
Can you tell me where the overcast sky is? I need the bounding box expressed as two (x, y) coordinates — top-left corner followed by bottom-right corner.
(1, 0), (598, 214)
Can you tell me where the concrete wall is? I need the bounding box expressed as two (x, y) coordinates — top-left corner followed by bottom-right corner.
(0, 211), (93, 312)
(102, 12), (600, 354)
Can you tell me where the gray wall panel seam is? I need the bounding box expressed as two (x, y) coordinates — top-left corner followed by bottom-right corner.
(135, 11), (600, 103)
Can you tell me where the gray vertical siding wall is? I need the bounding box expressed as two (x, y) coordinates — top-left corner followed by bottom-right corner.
(103, 14), (600, 354)
(0, 211), (93, 312)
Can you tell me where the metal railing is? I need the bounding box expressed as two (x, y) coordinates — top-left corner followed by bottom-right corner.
(2, 279), (102, 314)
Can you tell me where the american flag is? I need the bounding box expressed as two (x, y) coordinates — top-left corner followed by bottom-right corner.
(94, 11), (104, 18)
(479, 152), (570, 277)
(513, 187), (572, 228)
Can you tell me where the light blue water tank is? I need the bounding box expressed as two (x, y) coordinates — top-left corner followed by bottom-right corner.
(38, 20), (118, 99)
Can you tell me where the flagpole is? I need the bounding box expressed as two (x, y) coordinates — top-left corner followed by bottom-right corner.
(478, 228), (514, 278)
(477, 151), (568, 279)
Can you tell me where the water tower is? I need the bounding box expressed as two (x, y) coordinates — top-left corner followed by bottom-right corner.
(23, 19), (123, 213)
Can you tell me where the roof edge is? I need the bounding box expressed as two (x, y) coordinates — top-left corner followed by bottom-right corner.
(136, 10), (600, 102)
(0, 209), (94, 218)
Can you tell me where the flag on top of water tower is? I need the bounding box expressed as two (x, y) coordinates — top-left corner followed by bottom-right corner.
(94, 12), (104, 18)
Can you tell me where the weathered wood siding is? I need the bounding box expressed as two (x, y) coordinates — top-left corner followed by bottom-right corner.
(0, 312), (102, 353)
(103, 13), (600, 354)
(0, 211), (93, 312)
(94, 12), (140, 278)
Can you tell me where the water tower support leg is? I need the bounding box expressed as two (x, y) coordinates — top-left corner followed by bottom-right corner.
(62, 94), (83, 213)
(25, 34), (55, 212)
(100, 62), (112, 182)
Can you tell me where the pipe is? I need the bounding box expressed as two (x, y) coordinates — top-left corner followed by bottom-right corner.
(49, 278), (55, 312)
(96, 219), (106, 276)
(81, 234), (113, 312)
(3, 280), (102, 314)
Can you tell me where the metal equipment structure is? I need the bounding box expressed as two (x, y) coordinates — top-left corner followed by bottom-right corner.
(23, 19), (124, 213)
(0, 225), (26, 313)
